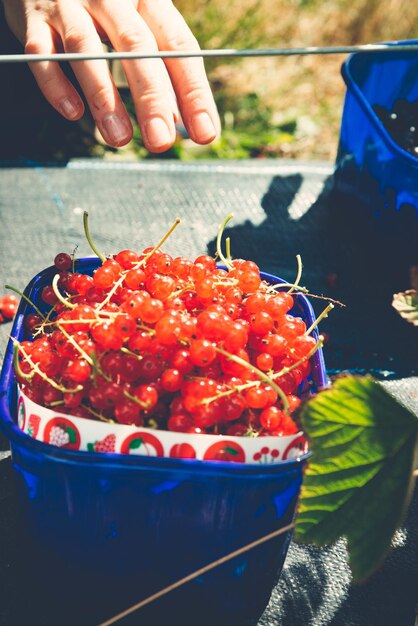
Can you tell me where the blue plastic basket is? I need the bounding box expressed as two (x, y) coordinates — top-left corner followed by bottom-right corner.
(334, 40), (418, 217)
(0, 259), (327, 626)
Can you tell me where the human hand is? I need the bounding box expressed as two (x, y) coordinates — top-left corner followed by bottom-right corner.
(3, 0), (220, 152)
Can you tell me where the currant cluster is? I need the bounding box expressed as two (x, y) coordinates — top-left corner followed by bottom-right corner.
(15, 216), (324, 439)
(0, 294), (18, 324)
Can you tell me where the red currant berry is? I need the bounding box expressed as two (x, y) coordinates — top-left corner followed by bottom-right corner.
(167, 413), (193, 432)
(114, 249), (140, 270)
(133, 384), (158, 410)
(170, 348), (193, 374)
(62, 358), (91, 383)
(256, 352), (274, 371)
(189, 339), (217, 367)
(244, 386), (270, 409)
(40, 286), (58, 306)
(266, 293), (294, 318)
(172, 257), (192, 279)
(54, 252), (72, 271)
(114, 400), (142, 426)
(161, 368), (183, 392)
(123, 267), (146, 290)
(250, 311), (274, 335)
(259, 406), (286, 431)
(291, 335), (317, 360)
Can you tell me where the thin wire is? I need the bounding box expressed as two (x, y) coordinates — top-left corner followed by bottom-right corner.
(1, 43), (418, 63)
(98, 521), (295, 626)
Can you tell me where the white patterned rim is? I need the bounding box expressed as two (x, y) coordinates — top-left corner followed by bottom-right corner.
(17, 388), (308, 464)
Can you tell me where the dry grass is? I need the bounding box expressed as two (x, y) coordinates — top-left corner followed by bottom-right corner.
(175, 0), (418, 160)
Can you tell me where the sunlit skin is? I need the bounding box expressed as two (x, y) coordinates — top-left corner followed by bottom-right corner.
(3, 0), (220, 152)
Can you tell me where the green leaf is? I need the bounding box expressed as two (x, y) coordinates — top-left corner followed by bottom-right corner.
(295, 375), (418, 581)
(129, 437), (143, 450)
(87, 443), (94, 452)
(225, 446), (239, 456)
(67, 427), (77, 444)
(392, 290), (418, 326)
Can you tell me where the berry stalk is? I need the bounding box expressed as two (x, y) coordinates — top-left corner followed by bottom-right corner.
(83, 211), (106, 263)
(5, 284), (45, 319)
(216, 214), (234, 270)
(305, 303), (334, 336)
(215, 345), (289, 413)
(14, 342), (82, 394)
(52, 274), (76, 309)
(287, 255), (303, 295)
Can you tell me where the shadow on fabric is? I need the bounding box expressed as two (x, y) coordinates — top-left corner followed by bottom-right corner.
(208, 172), (418, 375)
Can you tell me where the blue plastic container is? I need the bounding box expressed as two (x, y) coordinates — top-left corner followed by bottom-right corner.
(334, 40), (418, 217)
(0, 259), (327, 626)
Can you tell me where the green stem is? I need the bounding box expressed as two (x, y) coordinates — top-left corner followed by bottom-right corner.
(225, 237), (231, 263)
(90, 352), (111, 383)
(202, 338), (323, 408)
(96, 217), (181, 312)
(123, 389), (148, 409)
(44, 318), (96, 327)
(52, 274), (76, 309)
(294, 291), (345, 308)
(149, 217), (181, 255)
(287, 255), (302, 295)
(5, 284), (45, 319)
(267, 282), (308, 294)
(37, 301), (59, 333)
(215, 346), (289, 413)
(216, 214), (234, 270)
(121, 347), (144, 360)
(57, 323), (94, 365)
(13, 343), (35, 381)
(83, 211), (106, 263)
(273, 337), (324, 379)
(305, 303), (334, 336)
(267, 282), (345, 308)
(14, 342), (82, 393)
(71, 245), (78, 274)
(80, 403), (116, 423)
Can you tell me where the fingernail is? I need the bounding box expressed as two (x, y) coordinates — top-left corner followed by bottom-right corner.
(102, 113), (132, 146)
(58, 97), (79, 120)
(191, 112), (217, 143)
(144, 117), (172, 149)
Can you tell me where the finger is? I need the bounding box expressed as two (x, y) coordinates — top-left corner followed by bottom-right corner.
(139, 0), (220, 144)
(55, 3), (133, 147)
(25, 18), (84, 121)
(94, 0), (177, 153)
